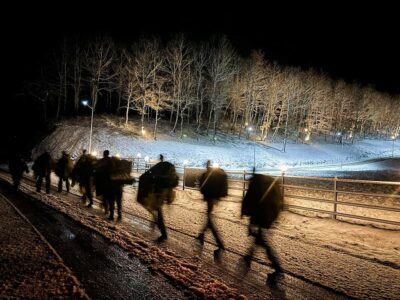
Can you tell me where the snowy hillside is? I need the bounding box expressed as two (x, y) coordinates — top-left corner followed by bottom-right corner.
(33, 116), (399, 173)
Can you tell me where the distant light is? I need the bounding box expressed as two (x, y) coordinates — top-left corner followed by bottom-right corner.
(183, 134), (187, 138)
(304, 128), (308, 132)
(245, 122), (248, 126)
(305, 135), (310, 141)
(115, 153), (120, 158)
(137, 153), (141, 158)
(81, 100), (89, 106)
(212, 163), (219, 168)
(91, 151), (97, 157)
(141, 126), (145, 135)
(248, 127), (253, 131)
(337, 132), (341, 136)
(391, 135), (395, 140)
(280, 164), (288, 172)
(144, 156), (149, 162)
(183, 160), (189, 166)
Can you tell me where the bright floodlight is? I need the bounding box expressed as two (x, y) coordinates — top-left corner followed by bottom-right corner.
(280, 164), (288, 172)
(212, 162), (219, 168)
(137, 153), (141, 158)
(81, 99), (89, 106)
(183, 159), (189, 165)
(144, 156), (149, 162)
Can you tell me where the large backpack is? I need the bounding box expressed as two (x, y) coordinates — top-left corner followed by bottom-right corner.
(110, 157), (134, 185)
(137, 161), (178, 210)
(200, 167), (228, 200)
(242, 174), (283, 229)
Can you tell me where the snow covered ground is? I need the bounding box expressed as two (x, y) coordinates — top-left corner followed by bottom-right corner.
(1, 171), (399, 299)
(33, 116), (400, 174)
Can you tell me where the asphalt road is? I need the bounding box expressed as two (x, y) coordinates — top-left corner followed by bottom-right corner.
(0, 181), (185, 300)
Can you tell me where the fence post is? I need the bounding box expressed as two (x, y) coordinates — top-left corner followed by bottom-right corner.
(183, 166), (185, 190)
(242, 171), (246, 198)
(333, 176), (338, 219)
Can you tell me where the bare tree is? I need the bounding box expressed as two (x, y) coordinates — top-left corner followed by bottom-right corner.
(192, 44), (210, 134)
(83, 37), (116, 110)
(207, 36), (238, 140)
(164, 34), (193, 133)
(128, 37), (164, 130)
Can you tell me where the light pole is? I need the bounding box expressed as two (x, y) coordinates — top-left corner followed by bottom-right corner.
(247, 126), (256, 169)
(391, 135), (396, 157)
(81, 99), (94, 154)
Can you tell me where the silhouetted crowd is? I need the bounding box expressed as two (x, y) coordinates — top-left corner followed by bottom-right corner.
(8, 150), (284, 285)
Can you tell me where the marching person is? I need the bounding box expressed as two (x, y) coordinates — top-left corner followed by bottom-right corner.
(196, 160), (228, 260)
(241, 172), (283, 286)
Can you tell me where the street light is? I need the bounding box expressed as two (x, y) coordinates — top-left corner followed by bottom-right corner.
(391, 135), (396, 157)
(337, 131), (343, 149)
(247, 126), (256, 168)
(81, 99), (94, 154)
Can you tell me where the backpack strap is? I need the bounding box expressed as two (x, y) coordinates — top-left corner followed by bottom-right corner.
(259, 176), (280, 204)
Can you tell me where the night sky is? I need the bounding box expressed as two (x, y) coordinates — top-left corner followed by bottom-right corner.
(1, 3), (399, 157)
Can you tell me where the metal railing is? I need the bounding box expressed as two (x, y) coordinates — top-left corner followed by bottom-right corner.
(128, 159), (400, 228)
(85, 156), (400, 228)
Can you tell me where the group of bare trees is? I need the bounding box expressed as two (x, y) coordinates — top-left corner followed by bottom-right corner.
(28, 35), (400, 143)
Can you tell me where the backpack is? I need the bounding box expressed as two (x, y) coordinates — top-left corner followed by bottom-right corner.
(242, 174), (283, 229)
(200, 168), (228, 200)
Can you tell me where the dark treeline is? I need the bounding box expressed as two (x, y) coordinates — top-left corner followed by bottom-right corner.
(26, 35), (400, 147)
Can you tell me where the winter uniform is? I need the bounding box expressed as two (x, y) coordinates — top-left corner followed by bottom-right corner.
(197, 165), (228, 257)
(137, 161), (179, 241)
(241, 174), (283, 284)
(55, 152), (73, 192)
(72, 153), (96, 206)
(32, 152), (53, 193)
(8, 155), (29, 190)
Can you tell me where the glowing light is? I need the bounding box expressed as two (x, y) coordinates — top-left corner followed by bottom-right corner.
(391, 135), (396, 140)
(183, 160), (189, 166)
(337, 132), (342, 136)
(279, 164), (288, 172)
(144, 156), (149, 162)
(91, 151), (97, 157)
(305, 128), (308, 132)
(305, 134), (310, 141)
(212, 163), (219, 168)
(183, 134), (187, 138)
(81, 99), (89, 106)
(137, 153), (141, 158)
(141, 126), (145, 135)
(247, 127), (253, 131)
(115, 153), (120, 158)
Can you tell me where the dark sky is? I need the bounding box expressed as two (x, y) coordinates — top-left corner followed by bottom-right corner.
(3, 3), (400, 95)
(1, 3), (398, 158)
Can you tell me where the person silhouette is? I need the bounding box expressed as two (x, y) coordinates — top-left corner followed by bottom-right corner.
(196, 160), (228, 260)
(241, 173), (283, 285)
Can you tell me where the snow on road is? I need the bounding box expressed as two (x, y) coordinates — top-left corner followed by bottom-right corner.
(2, 172), (399, 299)
(0, 193), (88, 299)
